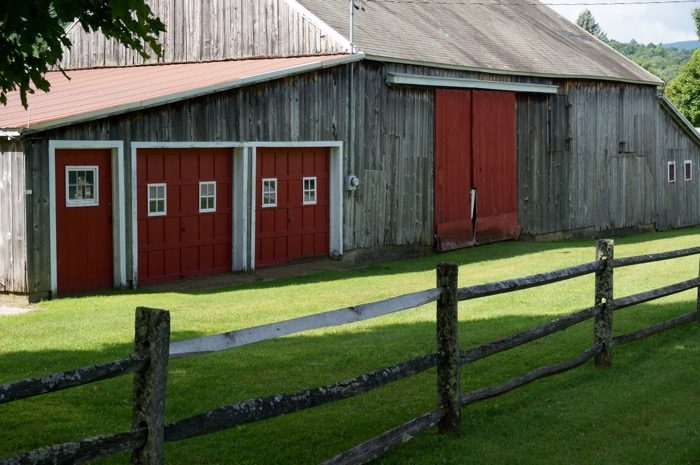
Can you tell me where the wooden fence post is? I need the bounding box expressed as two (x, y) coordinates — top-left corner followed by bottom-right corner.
(132, 307), (170, 465)
(436, 263), (461, 435)
(594, 239), (614, 368)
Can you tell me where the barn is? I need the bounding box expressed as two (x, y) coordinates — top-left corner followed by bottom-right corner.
(1, 0), (699, 300)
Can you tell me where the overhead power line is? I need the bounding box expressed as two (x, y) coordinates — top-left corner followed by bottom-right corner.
(369, 0), (700, 5)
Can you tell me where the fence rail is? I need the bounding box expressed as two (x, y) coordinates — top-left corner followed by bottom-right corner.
(1, 240), (699, 465)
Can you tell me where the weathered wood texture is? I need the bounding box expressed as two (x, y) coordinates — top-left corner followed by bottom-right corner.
(0, 354), (145, 405)
(459, 305), (599, 364)
(319, 407), (446, 465)
(613, 277), (700, 311)
(460, 346), (598, 406)
(170, 288), (441, 358)
(612, 246), (700, 268)
(0, 140), (27, 294)
(57, 0), (349, 69)
(518, 83), (700, 236)
(132, 308), (170, 465)
(164, 352), (438, 441)
(457, 260), (602, 301)
(594, 239), (614, 367)
(436, 263), (460, 435)
(613, 309), (700, 346)
(0, 429), (146, 465)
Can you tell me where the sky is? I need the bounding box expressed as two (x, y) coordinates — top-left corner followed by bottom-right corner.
(545, 0), (698, 44)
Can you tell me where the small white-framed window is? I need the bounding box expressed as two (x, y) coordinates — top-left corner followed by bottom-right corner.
(668, 161), (676, 183)
(199, 181), (216, 213)
(65, 166), (99, 207)
(684, 160), (693, 181)
(303, 177), (317, 205)
(262, 178), (277, 207)
(148, 183), (167, 216)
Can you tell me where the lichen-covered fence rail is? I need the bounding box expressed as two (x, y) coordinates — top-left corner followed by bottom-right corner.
(1, 241), (699, 465)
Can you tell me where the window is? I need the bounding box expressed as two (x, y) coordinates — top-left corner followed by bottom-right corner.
(303, 177), (317, 205)
(65, 166), (99, 207)
(685, 160), (693, 181)
(668, 161), (676, 183)
(199, 181), (216, 212)
(262, 178), (277, 207)
(148, 183), (167, 216)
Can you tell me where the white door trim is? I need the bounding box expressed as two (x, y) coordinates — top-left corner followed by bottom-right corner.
(48, 140), (126, 296)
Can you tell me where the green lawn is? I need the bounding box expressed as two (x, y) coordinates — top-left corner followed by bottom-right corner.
(1, 228), (699, 465)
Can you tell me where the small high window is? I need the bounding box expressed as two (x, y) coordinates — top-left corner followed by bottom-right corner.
(199, 181), (216, 213)
(66, 166), (99, 207)
(148, 183), (167, 216)
(685, 160), (693, 181)
(303, 177), (317, 205)
(262, 178), (277, 207)
(668, 161), (676, 183)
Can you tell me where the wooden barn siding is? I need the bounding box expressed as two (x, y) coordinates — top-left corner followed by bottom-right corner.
(58, 0), (348, 69)
(0, 140), (27, 293)
(23, 62), (434, 294)
(517, 82), (700, 236)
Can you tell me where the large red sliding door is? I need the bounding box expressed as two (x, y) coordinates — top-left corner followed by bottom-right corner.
(56, 149), (113, 295)
(255, 147), (329, 268)
(137, 148), (232, 284)
(434, 89), (518, 251)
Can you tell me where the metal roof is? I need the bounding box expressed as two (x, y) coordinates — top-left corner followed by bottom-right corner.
(296, 0), (663, 85)
(1, 55), (359, 132)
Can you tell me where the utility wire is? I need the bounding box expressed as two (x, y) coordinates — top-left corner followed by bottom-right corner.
(369, 0), (700, 5)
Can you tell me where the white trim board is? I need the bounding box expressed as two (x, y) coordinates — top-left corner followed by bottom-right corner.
(386, 72), (560, 94)
(48, 140), (126, 296)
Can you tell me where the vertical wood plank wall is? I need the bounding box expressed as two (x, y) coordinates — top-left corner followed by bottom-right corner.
(20, 61), (700, 295)
(57, 0), (349, 69)
(0, 140), (27, 293)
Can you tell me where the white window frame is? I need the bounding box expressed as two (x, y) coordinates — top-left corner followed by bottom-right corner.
(684, 160), (693, 181)
(303, 176), (318, 205)
(262, 178), (277, 208)
(147, 183), (167, 217)
(199, 181), (217, 213)
(668, 161), (676, 183)
(65, 166), (99, 207)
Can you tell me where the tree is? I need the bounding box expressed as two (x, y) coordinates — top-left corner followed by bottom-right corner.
(666, 9), (700, 125)
(693, 8), (700, 40)
(0, 1), (165, 107)
(576, 9), (608, 42)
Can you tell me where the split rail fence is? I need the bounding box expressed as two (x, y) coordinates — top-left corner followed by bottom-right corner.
(1, 239), (699, 465)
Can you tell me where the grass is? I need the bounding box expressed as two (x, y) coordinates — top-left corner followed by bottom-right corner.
(1, 227), (699, 464)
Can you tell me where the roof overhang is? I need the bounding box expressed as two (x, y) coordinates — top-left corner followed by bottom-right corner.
(2, 54), (364, 134)
(659, 95), (700, 147)
(386, 72), (559, 94)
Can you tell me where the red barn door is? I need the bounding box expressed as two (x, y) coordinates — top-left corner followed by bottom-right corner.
(434, 89), (518, 251)
(137, 148), (232, 284)
(56, 149), (113, 295)
(255, 147), (329, 268)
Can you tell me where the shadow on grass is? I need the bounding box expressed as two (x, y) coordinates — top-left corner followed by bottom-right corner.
(1, 299), (699, 465)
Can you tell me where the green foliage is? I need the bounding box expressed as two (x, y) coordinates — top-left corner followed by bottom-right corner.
(0, 0), (165, 108)
(608, 39), (692, 84)
(576, 9), (608, 41)
(666, 49), (700, 125)
(693, 8), (700, 40)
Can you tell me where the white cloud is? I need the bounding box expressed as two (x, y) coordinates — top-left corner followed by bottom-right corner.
(546, 1), (697, 44)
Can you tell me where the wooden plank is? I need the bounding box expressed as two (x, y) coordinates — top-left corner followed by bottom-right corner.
(613, 277), (700, 311)
(612, 246), (700, 268)
(164, 353), (438, 442)
(169, 288), (442, 357)
(457, 261), (602, 301)
(318, 408), (446, 465)
(461, 347), (597, 406)
(460, 305), (599, 364)
(0, 354), (146, 405)
(436, 263), (460, 434)
(613, 310), (700, 346)
(0, 429), (146, 465)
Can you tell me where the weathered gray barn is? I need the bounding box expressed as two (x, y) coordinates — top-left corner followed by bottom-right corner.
(1, 0), (698, 299)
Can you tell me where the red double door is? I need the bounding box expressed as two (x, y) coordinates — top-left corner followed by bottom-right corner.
(255, 147), (329, 268)
(137, 148), (232, 284)
(434, 89), (519, 251)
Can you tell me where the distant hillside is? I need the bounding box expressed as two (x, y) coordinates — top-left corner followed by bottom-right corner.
(662, 40), (699, 50)
(607, 40), (692, 84)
